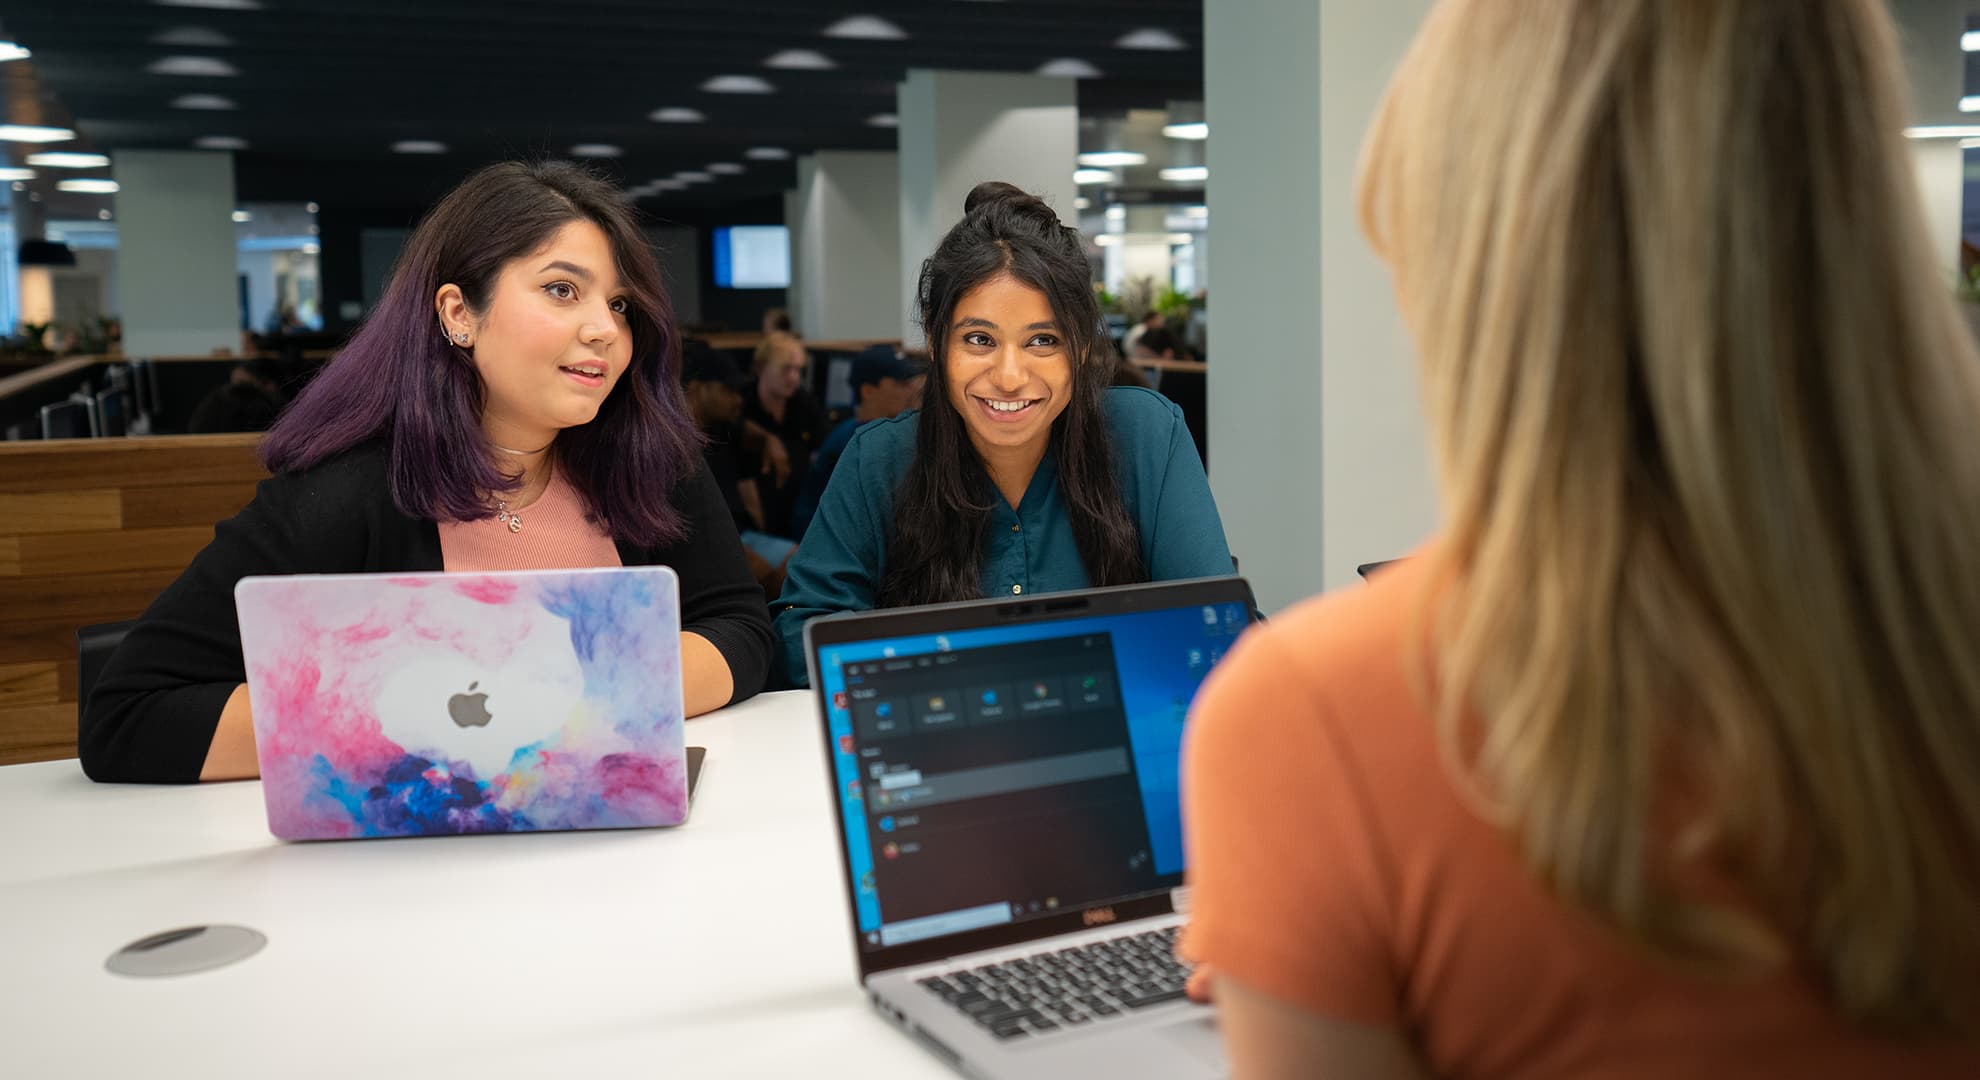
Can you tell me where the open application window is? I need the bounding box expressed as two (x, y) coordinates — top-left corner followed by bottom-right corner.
(817, 600), (1250, 951)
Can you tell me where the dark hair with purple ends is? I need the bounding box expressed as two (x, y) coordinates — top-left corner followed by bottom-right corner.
(260, 160), (701, 548)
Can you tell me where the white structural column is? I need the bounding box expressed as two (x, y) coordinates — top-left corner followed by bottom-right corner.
(793, 151), (902, 341)
(1203, 0), (1438, 613)
(896, 69), (1077, 343)
(1894, 0), (1968, 282)
(112, 150), (240, 357)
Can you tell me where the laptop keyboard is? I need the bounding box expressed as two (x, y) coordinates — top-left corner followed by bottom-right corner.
(914, 925), (1192, 1041)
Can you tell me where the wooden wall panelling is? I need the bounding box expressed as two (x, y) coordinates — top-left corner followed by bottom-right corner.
(0, 434), (265, 765)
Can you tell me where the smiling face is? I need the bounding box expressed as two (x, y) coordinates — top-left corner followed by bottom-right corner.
(944, 273), (1073, 461)
(440, 219), (633, 450)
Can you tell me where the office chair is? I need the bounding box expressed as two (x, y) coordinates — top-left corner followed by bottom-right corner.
(95, 388), (130, 437)
(40, 398), (96, 439)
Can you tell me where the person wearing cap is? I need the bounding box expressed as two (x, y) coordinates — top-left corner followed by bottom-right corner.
(682, 342), (799, 597)
(787, 346), (927, 540)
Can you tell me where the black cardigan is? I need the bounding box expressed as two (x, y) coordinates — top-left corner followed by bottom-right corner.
(79, 442), (774, 783)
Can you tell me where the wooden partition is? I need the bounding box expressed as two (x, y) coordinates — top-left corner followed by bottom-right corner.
(0, 434), (266, 764)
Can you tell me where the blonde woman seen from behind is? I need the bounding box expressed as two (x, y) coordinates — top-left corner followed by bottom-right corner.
(1182, 1), (1980, 1077)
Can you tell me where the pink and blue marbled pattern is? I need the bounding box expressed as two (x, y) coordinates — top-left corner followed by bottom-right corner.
(235, 567), (686, 840)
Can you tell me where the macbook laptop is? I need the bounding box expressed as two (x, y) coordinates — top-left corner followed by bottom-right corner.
(804, 577), (1256, 1079)
(235, 565), (692, 841)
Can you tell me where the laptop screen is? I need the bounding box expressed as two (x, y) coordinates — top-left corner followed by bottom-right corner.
(812, 587), (1252, 961)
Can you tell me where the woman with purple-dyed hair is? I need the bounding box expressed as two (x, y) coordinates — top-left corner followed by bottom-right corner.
(80, 161), (773, 784)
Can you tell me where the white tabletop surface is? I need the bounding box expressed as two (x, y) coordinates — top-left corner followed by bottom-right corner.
(0, 691), (954, 1079)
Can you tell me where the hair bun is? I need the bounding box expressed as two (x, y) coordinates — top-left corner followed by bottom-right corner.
(964, 180), (1056, 223)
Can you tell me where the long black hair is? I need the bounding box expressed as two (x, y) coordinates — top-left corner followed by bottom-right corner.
(877, 181), (1145, 607)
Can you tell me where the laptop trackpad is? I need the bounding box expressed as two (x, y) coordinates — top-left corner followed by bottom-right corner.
(1159, 1013), (1228, 1072)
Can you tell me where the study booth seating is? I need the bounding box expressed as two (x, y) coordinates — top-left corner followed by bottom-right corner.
(0, 433), (267, 764)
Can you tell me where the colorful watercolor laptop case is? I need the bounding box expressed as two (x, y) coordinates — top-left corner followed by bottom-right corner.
(234, 566), (688, 841)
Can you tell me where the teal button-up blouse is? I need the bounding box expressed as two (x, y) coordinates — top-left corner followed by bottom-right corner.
(771, 386), (1235, 687)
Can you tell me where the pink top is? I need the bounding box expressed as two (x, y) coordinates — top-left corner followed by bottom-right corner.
(437, 468), (622, 573)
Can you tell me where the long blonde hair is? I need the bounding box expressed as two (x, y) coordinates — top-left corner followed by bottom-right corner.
(1360, 0), (1980, 1034)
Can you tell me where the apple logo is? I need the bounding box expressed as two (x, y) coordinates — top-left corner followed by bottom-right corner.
(447, 681), (494, 728)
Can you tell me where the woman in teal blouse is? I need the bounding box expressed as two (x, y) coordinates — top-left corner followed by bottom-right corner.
(773, 181), (1234, 686)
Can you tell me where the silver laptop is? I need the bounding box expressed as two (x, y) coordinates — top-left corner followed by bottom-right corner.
(804, 577), (1255, 1079)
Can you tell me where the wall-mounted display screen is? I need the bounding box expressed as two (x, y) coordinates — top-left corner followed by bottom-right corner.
(713, 225), (790, 289)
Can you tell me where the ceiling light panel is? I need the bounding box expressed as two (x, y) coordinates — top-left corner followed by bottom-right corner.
(824, 15), (906, 39)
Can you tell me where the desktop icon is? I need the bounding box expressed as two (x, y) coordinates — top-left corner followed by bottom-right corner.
(860, 872), (875, 894)
(876, 790), (892, 807)
(1081, 675), (1098, 691)
(876, 702), (893, 718)
(838, 734), (855, 754)
(878, 816), (895, 832)
(980, 689), (998, 706)
(847, 780), (862, 801)
(1203, 606), (1218, 625)
(928, 695), (946, 710)
(1031, 682), (1050, 699)
(832, 691), (849, 711)
(882, 842), (900, 860)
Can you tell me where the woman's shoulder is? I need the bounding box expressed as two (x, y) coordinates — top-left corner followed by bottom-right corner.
(841, 408), (921, 466)
(258, 439), (398, 523)
(1100, 385), (1185, 440)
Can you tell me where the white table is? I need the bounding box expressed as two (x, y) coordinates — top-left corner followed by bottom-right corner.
(0, 691), (953, 1078)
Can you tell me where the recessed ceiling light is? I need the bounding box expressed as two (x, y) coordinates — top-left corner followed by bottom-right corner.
(765, 49), (835, 70)
(0, 167), (34, 181)
(148, 56), (239, 77)
(231, 209), (251, 222)
(392, 140), (448, 154)
(1904, 125), (1980, 138)
(702, 74), (776, 94)
(1962, 98), (1980, 114)
(1073, 196), (1091, 210)
(1077, 151), (1145, 167)
(1965, 31), (1980, 52)
(152, 27), (234, 47)
(98, 209), (113, 220)
(154, 0), (263, 9)
(1105, 206), (1126, 221)
(1162, 122), (1209, 140)
(27, 152), (110, 168)
(0, 124), (77, 143)
(745, 147), (791, 160)
(649, 107), (706, 123)
(824, 15), (907, 40)
(0, 42), (30, 63)
(1074, 169), (1117, 185)
(1182, 205), (1208, 218)
(866, 113), (899, 128)
(1160, 166), (1208, 182)
(1093, 234), (1122, 247)
(570, 143), (622, 158)
(707, 163), (745, 175)
(675, 171), (715, 182)
(58, 179), (120, 194)
(171, 93), (237, 110)
(1037, 58), (1101, 78)
(194, 134), (248, 150)
(1164, 233), (1195, 244)
(1117, 28), (1187, 51)
(306, 201), (319, 213)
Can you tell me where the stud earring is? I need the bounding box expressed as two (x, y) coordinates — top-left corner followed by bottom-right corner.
(452, 331), (470, 345)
